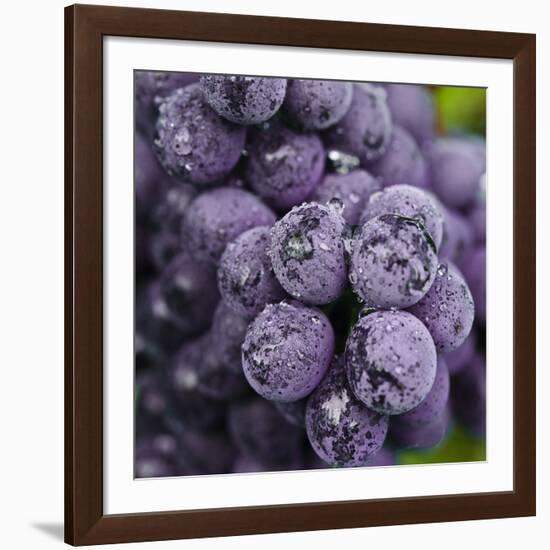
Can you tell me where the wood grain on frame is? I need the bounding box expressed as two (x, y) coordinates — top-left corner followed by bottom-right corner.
(65, 4), (536, 545)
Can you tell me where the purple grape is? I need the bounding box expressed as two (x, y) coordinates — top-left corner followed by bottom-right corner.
(468, 203), (486, 245)
(269, 202), (348, 305)
(366, 446), (396, 467)
(407, 261), (475, 353)
(167, 337), (226, 431)
(135, 132), (172, 216)
(136, 369), (171, 433)
(359, 184), (444, 250)
(242, 300), (334, 402)
(427, 137), (486, 208)
(310, 170), (381, 225)
(324, 83), (393, 164)
(136, 71), (199, 138)
(394, 355), (450, 428)
(184, 187), (276, 264)
(178, 429), (237, 475)
(148, 253), (219, 340)
(274, 399), (307, 427)
(391, 407), (450, 449)
(136, 71), (199, 111)
(444, 331), (476, 375)
(148, 184), (197, 271)
(228, 398), (304, 468)
(197, 333), (250, 400)
(154, 84), (246, 185)
(200, 75), (287, 125)
(345, 310), (437, 415)
(245, 122), (325, 210)
(349, 214), (438, 309)
(306, 356), (389, 467)
(451, 353), (485, 437)
(210, 301), (249, 374)
(384, 84), (435, 145)
(461, 246), (486, 324)
(368, 126), (430, 189)
(284, 79), (353, 130)
(232, 454), (269, 474)
(135, 432), (183, 478)
(217, 226), (286, 317)
(439, 207), (474, 266)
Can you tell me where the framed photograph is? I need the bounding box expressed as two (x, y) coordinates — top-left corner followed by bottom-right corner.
(65, 4), (536, 546)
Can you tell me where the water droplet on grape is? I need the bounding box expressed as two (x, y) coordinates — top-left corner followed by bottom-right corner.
(328, 197), (345, 215)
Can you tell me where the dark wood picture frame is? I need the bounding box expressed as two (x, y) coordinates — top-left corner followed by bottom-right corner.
(65, 3), (536, 545)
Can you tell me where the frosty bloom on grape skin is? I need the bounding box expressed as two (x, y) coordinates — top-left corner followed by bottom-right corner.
(269, 202), (348, 305)
(217, 226), (286, 318)
(306, 356), (389, 467)
(200, 75), (287, 125)
(283, 79), (353, 131)
(407, 260), (475, 353)
(242, 300), (334, 402)
(154, 84), (246, 185)
(349, 214), (438, 309)
(345, 310), (437, 415)
(359, 184), (445, 250)
(245, 122), (325, 210)
(324, 83), (393, 164)
(311, 169), (381, 226)
(184, 186), (276, 264)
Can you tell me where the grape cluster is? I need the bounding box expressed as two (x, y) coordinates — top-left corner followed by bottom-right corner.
(135, 71), (486, 477)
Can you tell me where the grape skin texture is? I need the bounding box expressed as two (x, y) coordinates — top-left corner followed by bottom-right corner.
(407, 260), (475, 353)
(311, 169), (381, 225)
(217, 226), (286, 318)
(345, 310), (437, 415)
(306, 356), (389, 467)
(284, 79), (353, 130)
(184, 187), (276, 264)
(324, 83), (393, 165)
(269, 203), (348, 305)
(360, 184), (444, 250)
(154, 84), (246, 185)
(350, 214), (438, 309)
(200, 75), (287, 125)
(242, 301), (334, 402)
(245, 122), (325, 210)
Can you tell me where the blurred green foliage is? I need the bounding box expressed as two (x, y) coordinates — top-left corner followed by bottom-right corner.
(434, 86), (486, 136)
(397, 423), (486, 465)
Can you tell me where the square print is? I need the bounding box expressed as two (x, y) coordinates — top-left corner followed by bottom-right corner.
(134, 73), (486, 478)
